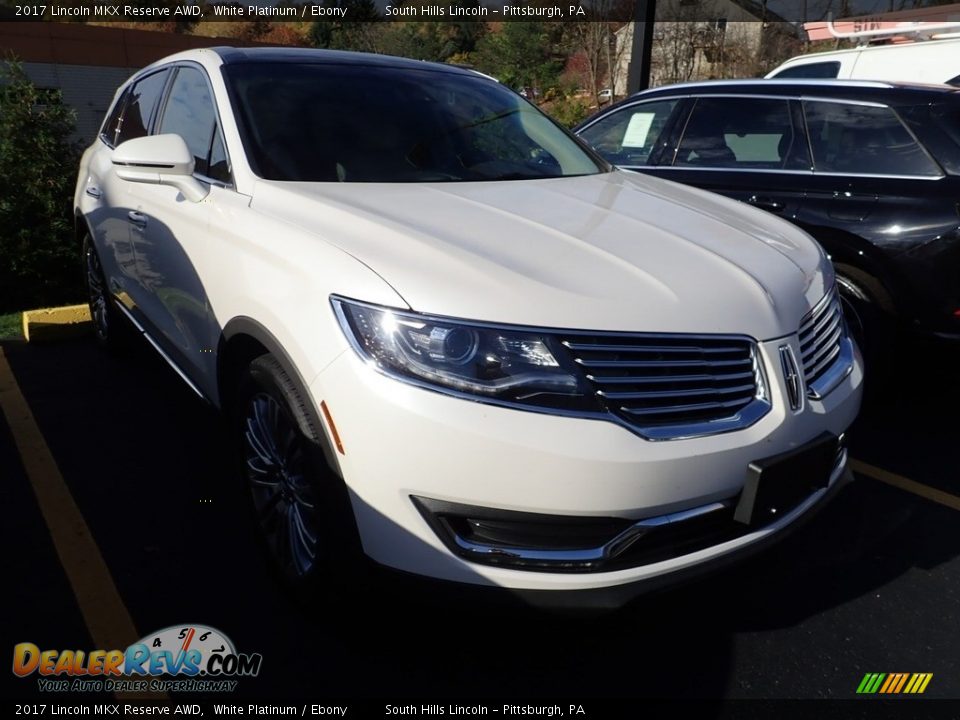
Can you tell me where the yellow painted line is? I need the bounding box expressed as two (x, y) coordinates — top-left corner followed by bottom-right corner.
(22, 304), (91, 342)
(918, 673), (934, 694)
(851, 459), (960, 513)
(0, 347), (161, 699)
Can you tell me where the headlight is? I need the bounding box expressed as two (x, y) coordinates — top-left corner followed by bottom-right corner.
(331, 297), (598, 412)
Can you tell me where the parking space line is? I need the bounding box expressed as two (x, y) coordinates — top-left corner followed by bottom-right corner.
(0, 347), (159, 698)
(851, 458), (960, 512)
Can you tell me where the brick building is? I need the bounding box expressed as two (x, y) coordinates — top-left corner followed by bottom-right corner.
(0, 22), (259, 143)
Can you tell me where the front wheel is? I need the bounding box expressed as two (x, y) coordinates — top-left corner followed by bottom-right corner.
(236, 354), (362, 594)
(83, 234), (120, 347)
(836, 274), (893, 385)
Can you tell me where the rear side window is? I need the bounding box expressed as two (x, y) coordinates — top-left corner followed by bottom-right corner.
(931, 105), (960, 148)
(674, 96), (807, 169)
(578, 100), (678, 166)
(771, 62), (841, 79)
(157, 66), (230, 182)
(115, 70), (169, 146)
(927, 104), (960, 174)
(803, 100), (941, 177)
(100, 89), (129, 147)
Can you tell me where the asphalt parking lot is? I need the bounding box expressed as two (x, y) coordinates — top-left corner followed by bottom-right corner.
(2, 329), (960, 713)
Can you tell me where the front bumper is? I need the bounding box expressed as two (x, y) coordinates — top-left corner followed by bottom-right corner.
(312, 335), (863, 593)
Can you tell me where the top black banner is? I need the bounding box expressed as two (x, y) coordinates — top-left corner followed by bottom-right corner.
(1, 0), (957, 24)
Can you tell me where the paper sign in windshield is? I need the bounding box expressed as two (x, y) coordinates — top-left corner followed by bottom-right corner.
(622, 113), (656, 148)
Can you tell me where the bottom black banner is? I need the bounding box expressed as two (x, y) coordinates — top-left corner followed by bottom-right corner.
(7, 699), (960, 720)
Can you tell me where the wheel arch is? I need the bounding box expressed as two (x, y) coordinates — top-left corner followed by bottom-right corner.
(801, 224), (901, 316)
(218, 316), (343, 478)
(75, 211), (94, 246)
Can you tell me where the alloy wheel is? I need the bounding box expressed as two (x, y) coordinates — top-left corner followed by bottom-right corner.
(242, 391), (318, 579)
(84, 240), (110, 342)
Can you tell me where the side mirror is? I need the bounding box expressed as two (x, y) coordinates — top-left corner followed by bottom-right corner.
(112, 134), (209, 203)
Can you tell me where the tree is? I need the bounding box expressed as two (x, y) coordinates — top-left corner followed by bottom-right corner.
(380, 16), (486, 63)
(0, 60), (83, 312)
(474, 22), (564, 95)
(564, 2), (631, 104)
(309, 0), (383, 52)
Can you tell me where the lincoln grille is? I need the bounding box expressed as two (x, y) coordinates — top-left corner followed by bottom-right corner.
(558, 332), (767, 439)
(798, 286), (845, 393)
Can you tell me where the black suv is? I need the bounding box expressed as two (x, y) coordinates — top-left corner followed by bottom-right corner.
(575, 79), (960, 355)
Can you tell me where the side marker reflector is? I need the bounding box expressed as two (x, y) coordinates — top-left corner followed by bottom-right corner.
(320, 400), (345, 455)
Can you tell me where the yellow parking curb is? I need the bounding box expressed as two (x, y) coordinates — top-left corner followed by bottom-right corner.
(22, 304), (91, 342)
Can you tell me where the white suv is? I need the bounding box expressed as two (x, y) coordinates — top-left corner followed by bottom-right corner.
(75, 48), (863, 606)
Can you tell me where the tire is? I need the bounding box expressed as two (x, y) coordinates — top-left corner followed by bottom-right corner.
(836, 273), (893, 386)
(83, 233), (125, 349)
(235, 354), (363, 597)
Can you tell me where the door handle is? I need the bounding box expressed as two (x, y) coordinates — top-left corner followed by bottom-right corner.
(85, 186), (102, 199)
(127, 211), (148, 227)
(748, 196), (785, 212)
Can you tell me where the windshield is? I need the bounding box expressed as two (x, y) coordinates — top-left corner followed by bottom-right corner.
(222, 62), (605, 183)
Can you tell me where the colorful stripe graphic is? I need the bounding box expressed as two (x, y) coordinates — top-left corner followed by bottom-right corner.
(857, 673), (933, 694)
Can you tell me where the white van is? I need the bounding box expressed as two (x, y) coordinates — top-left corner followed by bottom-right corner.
(766, 37), (960, 85)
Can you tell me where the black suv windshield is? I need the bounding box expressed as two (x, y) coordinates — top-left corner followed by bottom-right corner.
(223, 62), (604, 183)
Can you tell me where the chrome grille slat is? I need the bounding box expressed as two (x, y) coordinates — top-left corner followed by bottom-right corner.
(807, 344), (842, 381)
(586, 371), (755, 385)
(563, 341), (745, 355)
(575, 358), (752, 369)
(558, 331), (768, 438)
(802, 323), (843, 367)
(599, 383), (756, 402)
(800, 312), (842, 354)
(800, 301), (840, 346)
(798, 287), (835, 336)
(620, 397), (753, 417)
(798, 286), (847, 391)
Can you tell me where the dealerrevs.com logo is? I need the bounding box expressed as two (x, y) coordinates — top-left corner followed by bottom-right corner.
(12, 624), (262, 693)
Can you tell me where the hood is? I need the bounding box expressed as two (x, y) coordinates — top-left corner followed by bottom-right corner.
(250, 170), (832, 339)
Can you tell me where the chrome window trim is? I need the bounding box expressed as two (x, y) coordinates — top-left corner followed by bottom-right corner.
(575, 94), (694, 135)
(587, 92), (946, 179)
(640, 92), (892, 105)
(797, 95), (887, 109)
(636, 79), (896, 95)
(646, 166), (945, 180)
